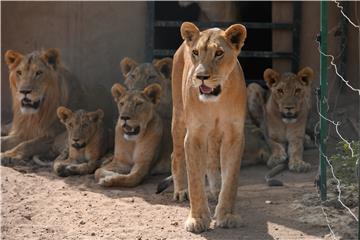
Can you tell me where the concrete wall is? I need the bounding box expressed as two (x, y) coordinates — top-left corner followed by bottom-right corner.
(1, 2), (147, 125)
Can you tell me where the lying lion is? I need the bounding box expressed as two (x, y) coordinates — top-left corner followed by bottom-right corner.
(95, 83), (166, 187)
(170, 22), (247, 233)
(1, 49), (84, 164)
(52, 107), (110, 177)
(247, 67), (314, 175)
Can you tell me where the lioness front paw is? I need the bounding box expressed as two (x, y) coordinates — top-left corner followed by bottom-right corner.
(98, 176), (114, 187)
(173, 189), (188, 202)
(185, 215), (211, 233)
(289, 160), (311, 172)
(267, 152), (287, 169)
(0, 152), (24, 166)
(215, 213), (242, 229)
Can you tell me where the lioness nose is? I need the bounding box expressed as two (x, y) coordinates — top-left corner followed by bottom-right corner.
(20, 89), (32, 95)
(196, 74), (210, 81)
(120, 116), (130, 121)
(73, 138), (79, 142)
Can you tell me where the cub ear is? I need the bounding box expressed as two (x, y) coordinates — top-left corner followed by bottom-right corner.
(225, 24), (247, 52)
(181, 22), (200, 47)
(111, 83), (127, 103)
(57, 106), (73, 124)
(143, 83), (162, 105)
(88, 109), (104, 123)
(297, 67), (314, 86)
(263, 68), (280, 88)
(5, 50), (23, 69)
(120, 57), (138, 77)
(153, 57), (173, 79)
(42, 48), (60, 69)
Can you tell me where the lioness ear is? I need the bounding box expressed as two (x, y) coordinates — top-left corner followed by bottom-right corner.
(120, 57), (138, 77)
(225, 24), (247, 52)
(143, 83), (162, 105)
(111, 83), (127, 102)
(43, 48), (60, 69)
(5, 50), (23, 69)
(88, 109), (104, 123)
(153, 57), (172, 79)
(297, 67), (314, 86)
(263, 68), (280, 88)
(57, 106), (73, 124)
(181, 22), (200, 47)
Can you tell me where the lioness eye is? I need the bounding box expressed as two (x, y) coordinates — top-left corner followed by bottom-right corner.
(68, 122), (73, 128)
(192, 49), (199, 56)
(16, 70), (22, 76)
(215, 50), (224, 57)
(295, 88), (301, 94)
(136, 102), (143, 107)
(277, 89), (284, 95)
(120, 102), (124, 106)
(83, 123), (89, 128)
(36, 70), (43, 76)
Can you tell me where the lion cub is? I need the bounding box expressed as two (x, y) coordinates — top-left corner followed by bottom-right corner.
(53, 107), (109, 177)
(94, 83), (164, 187)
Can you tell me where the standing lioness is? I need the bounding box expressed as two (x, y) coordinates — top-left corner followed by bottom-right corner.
(171, 22), (247, 233)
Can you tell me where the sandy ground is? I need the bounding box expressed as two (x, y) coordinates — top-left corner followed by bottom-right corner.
(1, 149), (331, 240)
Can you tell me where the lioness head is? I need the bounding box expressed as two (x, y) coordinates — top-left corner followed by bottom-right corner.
(264, 67), (314, 123)
(120, 57), (172, 90)
(111, 83), (162, 141)
(57, 107), (104, 149)
(5, 49), (62, 114)
(181, 22), (246, 102)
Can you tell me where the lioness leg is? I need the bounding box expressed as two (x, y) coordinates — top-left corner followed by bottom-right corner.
(215, 128), (244, 228)
(288, 136), (310, 172)
(247, 83), (265, 127)
(207, 136), (221, 202)
(184, 129), (211, 233)
(65, 161), (99, 175)
(0, 135), (21, 152)
(267, 138), (288, 168)
(94, 158), (131, 181)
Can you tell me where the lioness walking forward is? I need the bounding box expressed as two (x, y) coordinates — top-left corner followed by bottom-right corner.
(171, 22), (247, 233)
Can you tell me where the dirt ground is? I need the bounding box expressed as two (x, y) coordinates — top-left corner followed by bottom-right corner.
(1, 149), (335, 240)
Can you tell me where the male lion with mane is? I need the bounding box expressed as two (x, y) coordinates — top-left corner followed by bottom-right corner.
(1, 49), (83, 164)
(171, 22), (247, 233)
(247, 67), (314, 175)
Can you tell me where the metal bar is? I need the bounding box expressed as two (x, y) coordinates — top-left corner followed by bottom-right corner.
(154, 20), (293, 30)
(145, 1), (155, 62)
(154, 49), (294, 59)
(320, 0), (328, 201)
(292, 2), (301, 72)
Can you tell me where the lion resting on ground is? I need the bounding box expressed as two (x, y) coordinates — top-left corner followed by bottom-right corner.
(94, 83), (166, 187)
(171, 22), (247, 233)
(247, 67), (314, 174)
(1, 49), (83, 164)
(53, 107), (110, 177)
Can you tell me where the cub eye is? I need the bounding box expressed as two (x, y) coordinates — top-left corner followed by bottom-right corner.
(215, 50), (224, 57)
(277, 89), (284, 95)
(119, 102), (124, 106)
(16, 70), (22, 76)
(35, 70), (43, 76)
(295, 88), (301, 95)
(68, 122), (73, 128)
(83, 123), (89, 128)
(192, 49), (199, 57)
(136, 102), (143, 107)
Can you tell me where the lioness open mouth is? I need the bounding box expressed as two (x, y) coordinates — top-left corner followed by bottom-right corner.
(21, 98), (41, 109)
(122, 124), (140, 136)
(199, 84), (221, 96)
(71, 143), (86, 149)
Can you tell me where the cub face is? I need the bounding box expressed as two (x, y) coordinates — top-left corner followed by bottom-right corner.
(111, 83), (162, 141)
(5, 49), (61, 114)
(180, 22), (247, 102)
(57, 107), (104, 149)
(263, 67), (314, 123)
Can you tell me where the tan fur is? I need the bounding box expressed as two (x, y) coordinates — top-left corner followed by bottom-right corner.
(1, 49), (83, 163)
(171, 22), (247, 233)
(247, 67), (314, 172)
(120, 57), (173, 173)
(94, 83), (165, 187)
(53, 107), (109, 177)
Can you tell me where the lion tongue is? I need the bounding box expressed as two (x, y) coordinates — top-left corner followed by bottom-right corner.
(123, 125), (133, 132)
(199, 84), (213, 94)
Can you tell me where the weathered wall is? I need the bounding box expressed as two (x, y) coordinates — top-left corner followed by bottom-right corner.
(1, 2), (147, 125)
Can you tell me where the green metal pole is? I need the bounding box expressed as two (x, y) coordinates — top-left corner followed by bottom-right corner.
(320, 0), (328, 201)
